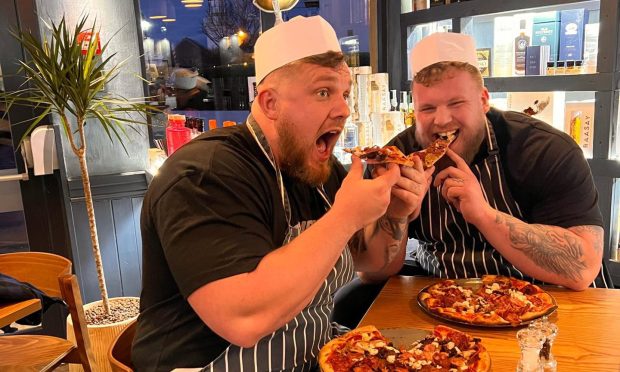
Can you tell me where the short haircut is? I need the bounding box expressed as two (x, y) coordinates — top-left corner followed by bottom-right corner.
(414, 61), (483, 89)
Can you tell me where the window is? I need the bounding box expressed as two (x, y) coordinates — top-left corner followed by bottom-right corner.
(138, 0), (370, 128)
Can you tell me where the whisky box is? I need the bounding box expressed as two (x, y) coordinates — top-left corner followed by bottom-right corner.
(533, 19), (559, 62)
(492, 16), (514, 77)
(525, 46), (543, 75)
(564, 101), (594, 158)
(476, 48), (491, 77)
(559, 9), (586, 61)
(507, 91), (566, 130)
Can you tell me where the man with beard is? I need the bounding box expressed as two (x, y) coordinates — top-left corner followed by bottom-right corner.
(332, 32), (608, 329)
(133, 16), (427, 372)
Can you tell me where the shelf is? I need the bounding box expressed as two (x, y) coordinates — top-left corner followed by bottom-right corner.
(401, 0), (595, 26)
(484, 73), (616, 92)
(588, 159), (620, 178)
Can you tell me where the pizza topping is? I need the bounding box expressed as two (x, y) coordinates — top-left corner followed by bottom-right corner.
(419, 275), (556, 327)
(321, 325), (489, 371)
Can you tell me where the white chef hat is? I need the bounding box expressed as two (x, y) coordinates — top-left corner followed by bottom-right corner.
(254, 15), (341, 84)
(410, 32), (478, 76)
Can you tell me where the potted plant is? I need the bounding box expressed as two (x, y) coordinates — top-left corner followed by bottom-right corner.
(0, 15), (155, 370)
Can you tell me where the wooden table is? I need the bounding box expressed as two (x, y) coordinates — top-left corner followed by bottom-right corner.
(0, 299), (41, 328)
(359, 276), (620, 371)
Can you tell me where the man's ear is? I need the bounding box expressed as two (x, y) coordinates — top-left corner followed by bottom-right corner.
(481, 87), (491, 113)
(256, 87), (279, 121)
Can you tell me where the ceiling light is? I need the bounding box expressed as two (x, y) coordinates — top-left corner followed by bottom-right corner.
(141, 20), (152, 31)
(185, 4), (202, 7)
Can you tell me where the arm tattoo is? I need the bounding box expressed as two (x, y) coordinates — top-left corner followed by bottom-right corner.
(569, 225), (604, 253)
(380, 243), (403, 270)
(348, 230), (366, 255)
(376, 215), (407, 268)
(495, 213), (587, 281)
(375, 215), (408, 241)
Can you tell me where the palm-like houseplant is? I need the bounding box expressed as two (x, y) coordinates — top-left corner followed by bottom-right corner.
(1, 15), (155, 317)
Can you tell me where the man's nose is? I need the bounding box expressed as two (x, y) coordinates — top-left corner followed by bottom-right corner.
(433, 106), (452, 126)
(332, 95), (350, 119)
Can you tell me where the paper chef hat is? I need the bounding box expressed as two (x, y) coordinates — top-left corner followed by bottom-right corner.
(254, 15), (341, 83)
(410, 32), (479, 76)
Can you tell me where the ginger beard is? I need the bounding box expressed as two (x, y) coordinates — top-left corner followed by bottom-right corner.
(276, 117), (333, 186)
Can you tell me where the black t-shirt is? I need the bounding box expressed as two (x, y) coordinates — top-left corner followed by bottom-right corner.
(389, 107), (603, 231)
(133, 124), (346, 371)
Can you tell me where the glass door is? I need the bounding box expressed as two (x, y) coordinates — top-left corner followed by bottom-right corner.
(0, 65), (29, 253)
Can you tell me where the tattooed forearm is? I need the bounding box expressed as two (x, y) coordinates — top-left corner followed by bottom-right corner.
(569, 225), (604, 253)
(494, 213), (587, 281)
(375, 215), (408, 241)
(348, 230), (366, 255)
(380, 243), (403, 270)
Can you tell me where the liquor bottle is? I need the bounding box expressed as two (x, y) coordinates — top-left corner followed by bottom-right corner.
(166, 114), (192, 155)
(514, 19), (531, 76)
(343, 120), (358, 148)
(390, 90), (398, 111)
(399, 91), (409, 113)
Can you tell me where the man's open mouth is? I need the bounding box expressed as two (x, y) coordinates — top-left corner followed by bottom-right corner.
(435, 130), (459, 142)
(316, 130), (342, 155)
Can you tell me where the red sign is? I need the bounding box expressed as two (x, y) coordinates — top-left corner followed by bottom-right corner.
(77, 31), (102, 56)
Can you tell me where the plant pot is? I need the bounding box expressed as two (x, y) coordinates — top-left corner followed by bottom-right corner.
(67, 297), (139, 372)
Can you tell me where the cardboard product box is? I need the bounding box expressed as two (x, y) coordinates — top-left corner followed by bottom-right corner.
(476, 48), (491, 77)
(564, 101), (594, 158)
(532, 20), (559, 62)
(525, 45), (550, 75)
(559, 9), (586, 61)
(507, 91), (566, 131)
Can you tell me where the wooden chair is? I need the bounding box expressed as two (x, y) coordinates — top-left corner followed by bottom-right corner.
(0, 251), (72, 337)
(0, 252), (93, 371)
(108, 319), (137, 372)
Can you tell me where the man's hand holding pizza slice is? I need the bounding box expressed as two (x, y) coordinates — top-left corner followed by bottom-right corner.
(434, 148), (493, 226)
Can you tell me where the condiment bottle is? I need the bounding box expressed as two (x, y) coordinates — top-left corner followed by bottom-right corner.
(166, 114), (191, 155)
(516, 327), (545, 372)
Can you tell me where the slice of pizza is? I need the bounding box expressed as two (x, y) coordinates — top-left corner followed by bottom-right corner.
(477, 275), (556, 325)
(344, 145), (415, 167)
(408, 130), (457, 169)
(318, 325), (397, 372)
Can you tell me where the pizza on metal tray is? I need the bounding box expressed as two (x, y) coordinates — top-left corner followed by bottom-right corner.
(318, 324), (491, 371)
(418, 275), (556, 327)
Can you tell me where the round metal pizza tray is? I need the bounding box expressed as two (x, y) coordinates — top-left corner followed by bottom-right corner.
(416, 278), (558, 328)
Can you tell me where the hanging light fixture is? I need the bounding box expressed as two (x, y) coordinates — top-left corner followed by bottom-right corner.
(185, 3), (203, 8)
(148, 0), (167, 19)
(163, 0), (177, 22)
(181, 0), (203, 3)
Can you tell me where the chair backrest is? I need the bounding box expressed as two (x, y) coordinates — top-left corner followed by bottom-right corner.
(59, 273), (94, 371)
(108, 319), (136, 372)
(0, 252), (72, 297)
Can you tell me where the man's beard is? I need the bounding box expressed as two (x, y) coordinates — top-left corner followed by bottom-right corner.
(414, 120), (486, 172)
(277, 118), (332, 186)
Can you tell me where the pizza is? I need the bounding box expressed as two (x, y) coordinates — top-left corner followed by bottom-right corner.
(409, 131), (457, 169)
(418, 275), (556, 327)
(319, 324), (490, 371)
(344, 145), (415, 167)
(344, 131), (457, 169)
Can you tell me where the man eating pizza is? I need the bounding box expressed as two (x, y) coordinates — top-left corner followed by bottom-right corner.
(133, 15), (426, 371)
(333, 32), (607, 328)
